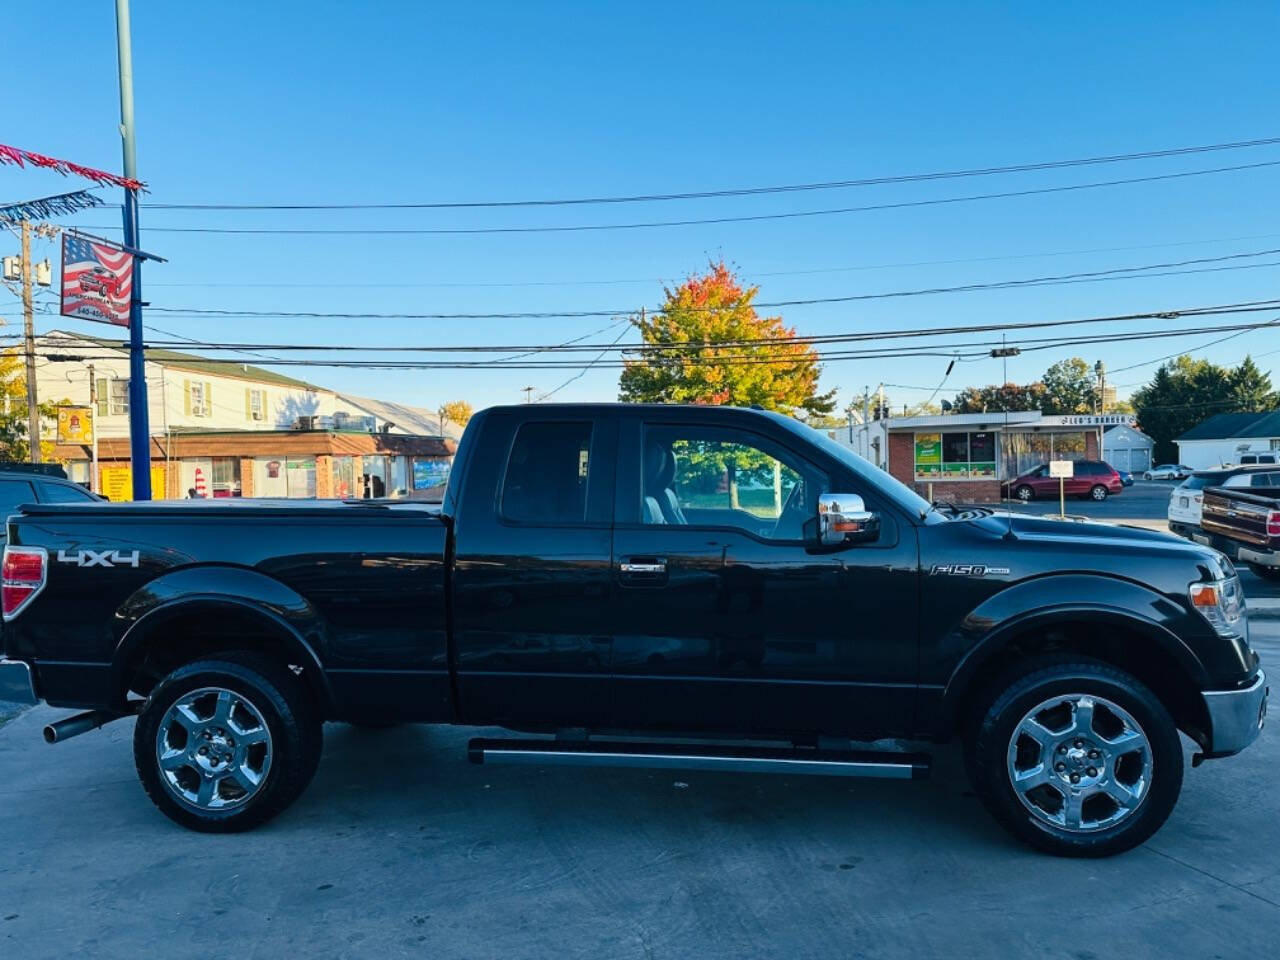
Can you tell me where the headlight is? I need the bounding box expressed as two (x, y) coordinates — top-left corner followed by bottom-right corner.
(1189, 576), (1245, 637)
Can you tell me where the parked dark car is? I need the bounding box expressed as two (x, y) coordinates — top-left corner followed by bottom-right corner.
(0, 405), (1266, 857)
(1002, 460), (1124, 502)
(0, 469), (102, 550)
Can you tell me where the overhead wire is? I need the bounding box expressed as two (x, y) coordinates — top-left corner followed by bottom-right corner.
(128, 249), (1280, 320)
(68, 159), (1280, 236)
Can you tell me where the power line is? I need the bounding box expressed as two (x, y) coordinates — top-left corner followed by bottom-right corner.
(139, 135), (1280, 210)
(70, 159), (1280, 237)
(135, 231), (1280, 289)
(129, 249), (1280, 321)
(32, 317), (1280, 371)
(35, 300), (1280, 357)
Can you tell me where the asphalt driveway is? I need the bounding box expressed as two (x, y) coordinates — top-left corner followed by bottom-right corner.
(0, 626), (1275, 959)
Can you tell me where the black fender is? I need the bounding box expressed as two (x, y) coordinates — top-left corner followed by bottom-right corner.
(111, 564), (334, 712)
(936, 573), (1209, 722)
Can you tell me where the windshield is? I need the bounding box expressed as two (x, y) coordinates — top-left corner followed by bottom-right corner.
(768, 414), (933, 518)
(1182, 473), (1232, 490)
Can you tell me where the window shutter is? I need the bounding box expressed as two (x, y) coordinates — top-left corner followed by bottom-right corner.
(245, 388), (252, 421)
(96, 379), (108, 417)
(204, 382), (213, 417)
(183, 380), (191, 416)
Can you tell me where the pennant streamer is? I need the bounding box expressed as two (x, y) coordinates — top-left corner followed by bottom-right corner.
(0, 189), (105, 223)
(0, 143), (145, 191)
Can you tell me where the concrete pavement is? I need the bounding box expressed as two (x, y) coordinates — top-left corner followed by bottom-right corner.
(0, 628), (1275, 959)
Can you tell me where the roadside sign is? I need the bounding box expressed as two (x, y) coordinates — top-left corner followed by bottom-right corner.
(56, 406), (93, 444)
(1049, 460), (1074, 478)
(60, 232), (133, 327)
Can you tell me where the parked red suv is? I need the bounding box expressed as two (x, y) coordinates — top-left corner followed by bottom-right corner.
(1002, 460), (1124, 502)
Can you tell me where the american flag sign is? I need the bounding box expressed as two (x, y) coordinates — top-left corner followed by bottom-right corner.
(60, 233), (133, 327)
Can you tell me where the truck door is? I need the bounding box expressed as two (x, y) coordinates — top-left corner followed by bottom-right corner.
(609, 414), (918, 739)
(450, 410), (617, 727)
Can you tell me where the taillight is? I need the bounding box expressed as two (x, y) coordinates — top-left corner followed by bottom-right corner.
(1267, 511), (1280, 537)
(2, 546), (47, 620)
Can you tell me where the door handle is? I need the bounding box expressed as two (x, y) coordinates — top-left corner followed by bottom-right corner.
(620, 561), (667, 574)
(618, 557), (668, 586)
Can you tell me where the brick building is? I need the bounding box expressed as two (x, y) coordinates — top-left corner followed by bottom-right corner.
(884, 412), (1130, 503)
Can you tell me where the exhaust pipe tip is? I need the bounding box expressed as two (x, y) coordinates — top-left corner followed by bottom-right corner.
(42, 725), (58, 744)
(42, 709), (129, 744)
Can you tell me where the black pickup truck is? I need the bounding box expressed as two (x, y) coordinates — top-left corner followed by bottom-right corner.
(0, 404), (1267, 856)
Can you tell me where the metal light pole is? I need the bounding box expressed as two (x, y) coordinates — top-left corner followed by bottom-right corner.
(116, 0), (151, 499)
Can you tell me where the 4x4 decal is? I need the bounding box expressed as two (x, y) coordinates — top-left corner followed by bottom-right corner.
(56, 549), (140, 569)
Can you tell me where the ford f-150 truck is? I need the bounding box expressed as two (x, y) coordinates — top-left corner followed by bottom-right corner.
(1200, 480), (1280, 581)
(0, 404), (1267, 856)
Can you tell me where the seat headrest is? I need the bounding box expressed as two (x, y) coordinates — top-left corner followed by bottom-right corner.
(644, 439), (677, 489)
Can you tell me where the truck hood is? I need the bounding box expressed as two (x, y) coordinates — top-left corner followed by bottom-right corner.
(970, 511), (1226, 568)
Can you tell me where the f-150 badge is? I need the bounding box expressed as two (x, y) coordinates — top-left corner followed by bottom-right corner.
(930, 564), (1010, 576)
(57, 549), (140, 569)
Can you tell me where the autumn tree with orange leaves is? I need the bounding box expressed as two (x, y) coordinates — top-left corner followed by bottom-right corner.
(618, 262), (836, 418)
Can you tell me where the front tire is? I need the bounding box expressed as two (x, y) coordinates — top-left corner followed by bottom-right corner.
(1015, 485), (1034, 502)
(134, 654), (322, 832)
(967, 659), (1183, 857)
(1143, 472), (1153, 480)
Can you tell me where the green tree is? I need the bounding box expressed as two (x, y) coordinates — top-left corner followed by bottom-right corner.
(619, 261), (836, 417)
(1040, 357), (1097, 415)
(1131, 355), (1234, 462)
(951, 381), (1047, 414)
(1228, 355), (1274, 412)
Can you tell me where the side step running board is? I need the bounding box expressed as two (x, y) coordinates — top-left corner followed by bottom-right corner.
(468, 738), (929, 780)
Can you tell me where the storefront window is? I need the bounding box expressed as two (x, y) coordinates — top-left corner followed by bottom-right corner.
(286, 457), (317, 498)
(361, 456), (388, 499)
(211, 457), (241, 497)
(916, 431), (998, 481)
(252, 457), (288, 498)
(389, 456), (410, 498)
(333, 456), (355, 499)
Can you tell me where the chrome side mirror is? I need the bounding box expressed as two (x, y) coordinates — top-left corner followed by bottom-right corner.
(817, 493), (879, 546)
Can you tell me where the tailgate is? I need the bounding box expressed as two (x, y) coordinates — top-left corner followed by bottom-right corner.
(1201, 487), (1273, 547)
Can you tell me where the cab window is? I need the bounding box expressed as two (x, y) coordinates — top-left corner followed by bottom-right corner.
(38, 481), (97, 503)
(641, 425), (827, 541)
(501, 421), (592, 523)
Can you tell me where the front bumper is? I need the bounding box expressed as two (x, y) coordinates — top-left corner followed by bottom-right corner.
(0, 658), (38, 705)
(1202, 670), (1268, 756)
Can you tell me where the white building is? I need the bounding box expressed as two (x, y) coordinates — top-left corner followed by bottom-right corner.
(31, 331), (460, 499)
(1100, 423), (1154, 473)
(1176, 412), (1280, 469)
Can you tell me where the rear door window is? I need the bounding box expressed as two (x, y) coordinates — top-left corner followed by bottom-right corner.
(0, 478), (36, 520)
(501, 421), (593, 524)
(37, 481), (97, 503)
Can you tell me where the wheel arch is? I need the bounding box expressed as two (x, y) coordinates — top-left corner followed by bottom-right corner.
(112, 565), (334, 716)
(942, 604), (1213, 749)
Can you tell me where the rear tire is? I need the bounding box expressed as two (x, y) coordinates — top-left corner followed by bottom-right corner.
(966, 658), (1182, 857)
(134, 653), (322, 832)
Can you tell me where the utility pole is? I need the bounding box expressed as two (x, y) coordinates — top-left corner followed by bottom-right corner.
(1095, 359), (1107, 462)
(521, 386), (536, 404)
(116, 0), (151, 500)
(88, 363), (99, 494)
(20, 219), (40, 463)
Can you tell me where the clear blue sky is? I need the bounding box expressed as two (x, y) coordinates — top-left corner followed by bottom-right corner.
(4, 1), (1279, 413)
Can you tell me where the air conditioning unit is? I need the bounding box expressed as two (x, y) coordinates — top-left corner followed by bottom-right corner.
(295, 416), (317, 431)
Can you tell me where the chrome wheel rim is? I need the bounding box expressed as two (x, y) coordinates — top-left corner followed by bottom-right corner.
(1092, 486), (1106, 500)
(1007, 693), (1152, 833)
(156, 686), (272, 811)
(1017, 487), (1032, 501)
